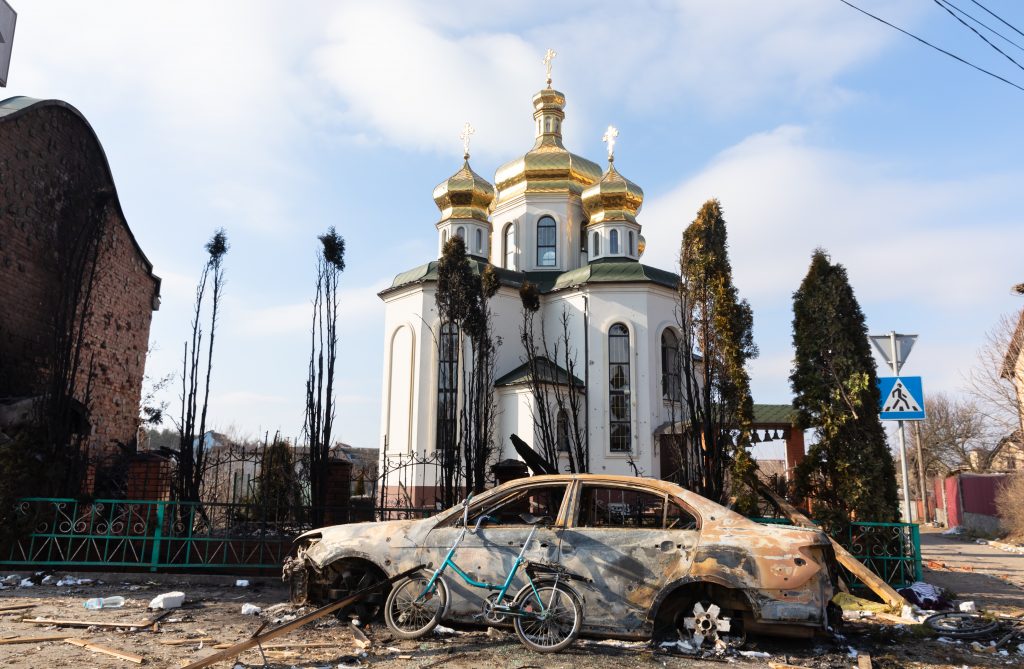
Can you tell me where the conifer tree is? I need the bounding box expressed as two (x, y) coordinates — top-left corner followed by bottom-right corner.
(790, 249), (899, 529)
(675, 199), (758, 507)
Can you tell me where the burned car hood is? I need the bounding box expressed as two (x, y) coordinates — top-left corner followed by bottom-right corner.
(297, 517), (435, 571)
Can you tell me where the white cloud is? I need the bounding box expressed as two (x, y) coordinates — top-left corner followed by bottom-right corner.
(641, 126), (1024, 403)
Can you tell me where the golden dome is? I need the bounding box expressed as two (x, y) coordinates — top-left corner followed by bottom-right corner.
(493, 86), (602, 205)
(433, 158), (496, 224)
(581, 161), (644, 225)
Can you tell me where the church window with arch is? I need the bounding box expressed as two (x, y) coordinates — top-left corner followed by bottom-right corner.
(475, 228), (483, 254)
(456, 226), (465, 239)
(608, 323), (631, 452)
(592, 231), (600, 256)
(503, 223), (516, 269)
(661, 328), (681, 401)
(610, 229), (619, 254)
(436, 322), (459, 455)
(556, 409), (569, 452)
(537, 216), (556, 267)
(628, 230), (635, 256)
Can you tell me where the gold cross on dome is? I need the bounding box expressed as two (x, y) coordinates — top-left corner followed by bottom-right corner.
(542, 48), (557, 84)
(459, 122), (475, 159)
(602, 124), (619, 161)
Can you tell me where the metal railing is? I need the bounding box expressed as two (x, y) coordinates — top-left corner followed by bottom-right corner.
(0, 497), (433, 573)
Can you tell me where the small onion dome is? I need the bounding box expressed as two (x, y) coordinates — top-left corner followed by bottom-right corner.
(581, 161), (644, 225)
(432, 159), (496, 224)
(493, 86), (602, 204)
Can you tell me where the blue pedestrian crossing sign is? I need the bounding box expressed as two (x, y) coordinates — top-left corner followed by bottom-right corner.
(878, 376), (925, 420)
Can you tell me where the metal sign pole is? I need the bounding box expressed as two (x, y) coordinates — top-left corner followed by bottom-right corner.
(889, 331), (913, 523)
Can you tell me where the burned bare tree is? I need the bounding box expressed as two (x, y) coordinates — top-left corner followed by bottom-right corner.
(518, 284), (588, 473)
(434, 236), (499, 504)
(675, 200), (757, 507)
(304, 227), (346, 527)
(175, 229), (229, 505)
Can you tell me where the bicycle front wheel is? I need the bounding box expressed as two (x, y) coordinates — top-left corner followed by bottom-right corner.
(384, 573), (449, 639)
(512, 583), (582, 653)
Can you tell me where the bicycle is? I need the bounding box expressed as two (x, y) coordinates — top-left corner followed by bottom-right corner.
(384, 494), (588, 653)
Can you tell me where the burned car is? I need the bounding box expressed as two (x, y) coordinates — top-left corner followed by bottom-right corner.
(283, 474), (837, 641)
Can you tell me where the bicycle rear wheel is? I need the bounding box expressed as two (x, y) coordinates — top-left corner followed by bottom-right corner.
(512, 583), (582, 653)
(384, 573), (449, 639)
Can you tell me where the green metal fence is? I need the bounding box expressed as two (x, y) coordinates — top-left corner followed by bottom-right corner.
(0, 498), (435, 573)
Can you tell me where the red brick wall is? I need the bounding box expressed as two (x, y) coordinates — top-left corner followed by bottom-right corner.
(0, 100), (160, 455)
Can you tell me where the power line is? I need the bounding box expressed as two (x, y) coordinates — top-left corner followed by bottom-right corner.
(934, 0), (1024, 73)
(969, 0), (1024, 40)
(837, 0), (1024, 94)
(939, 0), (1024, 53)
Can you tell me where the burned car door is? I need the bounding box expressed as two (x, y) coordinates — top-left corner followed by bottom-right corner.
(558, 483), (699, 634)
(420, 482), (568, 620)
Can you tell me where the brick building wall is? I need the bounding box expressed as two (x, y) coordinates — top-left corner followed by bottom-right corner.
(0, 97), (160, 455)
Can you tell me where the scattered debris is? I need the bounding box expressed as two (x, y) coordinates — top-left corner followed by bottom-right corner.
(924, 611), (1000, 639)
(433, 624), (457, 635)
(898, 581), (949, 610)
(959, 600), (977, 613)
(148, 591), (185, 610)
(240, 603), (261, 616)
(738, 649), (770, 658)
(18, 579), (33, 588)
(833, 592), (890, 614)
(0, 603), (36, 613)
(55, 576), (93, 587)
(234, 579), (249, 587)
(177, 564), (422, 669)
(65, 637), (144, 664)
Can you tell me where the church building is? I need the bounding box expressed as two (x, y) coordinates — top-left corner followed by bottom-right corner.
(377, 60), (686, 506)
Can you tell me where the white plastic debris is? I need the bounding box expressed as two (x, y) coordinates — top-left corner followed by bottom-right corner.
(56, 576), (93, 587)
(942, 526), (964, 535)
(2, 575), (18, 585)
(958, 600), (977, 613)
(40, 575), (54, 585)
(19, 579), (33, 588)
(240, 603), (262, 616)
(84, 596), (125, 610)
(235, 579), (249, 587)
(659, 639), (696, 653)
(148, 591), (185, 610)
(738, 650), (770, 658)
(433, 624), (456, 635)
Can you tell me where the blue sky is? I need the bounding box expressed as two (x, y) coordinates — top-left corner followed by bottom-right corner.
(7, 1), (1023, 450)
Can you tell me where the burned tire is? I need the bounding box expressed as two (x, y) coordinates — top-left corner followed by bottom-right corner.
(327, 559), (389, 622)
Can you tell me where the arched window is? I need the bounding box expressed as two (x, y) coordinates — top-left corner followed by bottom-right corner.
(610, 229), (619, 254)
(628, 231), (635, 256)
(592, 231), (600, 256)
(557, 409), (569, 452)
(537, 216), (556, 267)
(503, 223), (516, 270)
(608, 323), (631, 452)
(436, 322), (459, 454)
(456, 226), (465, 239)
(475, 228), (483, 254)
(661, 329), (681, 401)
(442, 230), (449, 245)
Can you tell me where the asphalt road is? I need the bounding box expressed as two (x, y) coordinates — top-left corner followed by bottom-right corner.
(919, 527), (1024, 613)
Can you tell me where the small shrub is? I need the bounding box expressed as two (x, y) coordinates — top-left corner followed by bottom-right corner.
(995, 473), (1024, 540)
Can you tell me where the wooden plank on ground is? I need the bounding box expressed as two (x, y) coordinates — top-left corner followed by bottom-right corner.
(65, 638), (144, 664)
(753, 478), (908, 610)
(0, 604), (36, 613)
(179, 564), (424, 669)
(857, 653), (873, 669)
(0, 634), (77, 644)
(22, 609), (172, 630)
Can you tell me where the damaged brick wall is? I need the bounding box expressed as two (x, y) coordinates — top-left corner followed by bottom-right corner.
(0, 98), (160, 456)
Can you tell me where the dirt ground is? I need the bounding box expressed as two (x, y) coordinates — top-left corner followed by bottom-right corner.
(919, 526), (1024, 613)
(0, 570), (1022, 669)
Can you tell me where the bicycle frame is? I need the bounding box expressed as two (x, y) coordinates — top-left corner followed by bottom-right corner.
(416, 517), (555, 618)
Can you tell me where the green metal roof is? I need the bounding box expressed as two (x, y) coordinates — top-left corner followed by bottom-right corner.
(384, 257), (679, 295)
(494, 357), (584, 388)
(752, 403), (796, 426)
